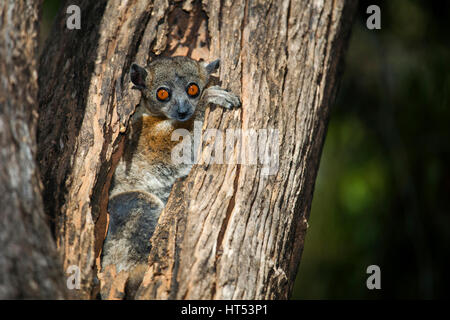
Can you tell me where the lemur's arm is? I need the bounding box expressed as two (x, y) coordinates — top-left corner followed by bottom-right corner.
(202, 85), (241, 110)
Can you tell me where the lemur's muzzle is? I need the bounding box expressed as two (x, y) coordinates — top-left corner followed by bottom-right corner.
(174, 99), (193, 121)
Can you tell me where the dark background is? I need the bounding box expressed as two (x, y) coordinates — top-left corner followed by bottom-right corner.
(293, 0), (450, 299)
(40, 0), (450, 299)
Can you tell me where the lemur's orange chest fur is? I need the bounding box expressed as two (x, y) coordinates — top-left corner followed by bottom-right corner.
(126, 115), (195, 164)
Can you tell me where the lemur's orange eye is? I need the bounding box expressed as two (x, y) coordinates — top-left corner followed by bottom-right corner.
(186, 83), (200, 98)
(156, 88), (170, 101)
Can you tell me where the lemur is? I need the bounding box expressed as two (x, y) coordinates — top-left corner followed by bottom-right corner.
(100, 56), (241, 297)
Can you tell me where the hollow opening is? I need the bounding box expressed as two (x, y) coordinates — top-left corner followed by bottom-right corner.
(94, 0), (213, 299)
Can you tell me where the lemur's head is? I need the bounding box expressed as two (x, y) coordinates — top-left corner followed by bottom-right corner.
(130, 56), (219, 122)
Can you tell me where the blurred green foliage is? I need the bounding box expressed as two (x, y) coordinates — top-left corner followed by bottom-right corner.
(40, 0), (449, 299)
(39, 0), (61, 53)
(292, 0), (450, 299)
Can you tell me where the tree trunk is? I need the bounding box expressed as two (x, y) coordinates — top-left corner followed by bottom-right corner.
(37, 0), (356, 299)
(0, 0), (67, 299)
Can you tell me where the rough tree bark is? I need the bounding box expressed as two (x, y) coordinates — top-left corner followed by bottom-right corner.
(0, 0), (67, 299)
(37, 0), (356, 299)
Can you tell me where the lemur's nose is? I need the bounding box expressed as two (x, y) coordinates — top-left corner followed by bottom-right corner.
(177, 100), (189, 114)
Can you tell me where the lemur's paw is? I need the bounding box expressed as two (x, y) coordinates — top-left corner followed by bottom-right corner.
(203, 85), (241, 109)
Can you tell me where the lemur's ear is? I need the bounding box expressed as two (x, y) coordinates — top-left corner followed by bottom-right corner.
(205, 59), (220, 75)
(130, 63), (147, 90)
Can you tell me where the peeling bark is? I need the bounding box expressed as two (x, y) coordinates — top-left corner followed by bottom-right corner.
(0, 0), (66, 299)
(37, 0), (356, 299)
